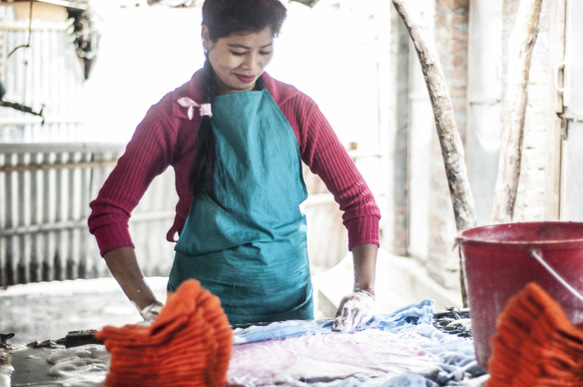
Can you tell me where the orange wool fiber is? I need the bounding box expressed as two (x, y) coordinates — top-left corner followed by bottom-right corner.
(95, 279), (233, 387)
(486, 282), (583, 387)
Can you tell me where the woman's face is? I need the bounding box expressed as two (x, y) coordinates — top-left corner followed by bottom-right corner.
(203, 26), (274, 95)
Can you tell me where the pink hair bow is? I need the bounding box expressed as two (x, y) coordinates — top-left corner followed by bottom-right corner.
(177, 97), (213, 119)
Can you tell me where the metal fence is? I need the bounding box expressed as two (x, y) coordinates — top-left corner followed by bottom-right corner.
(0, 143), (177, 287)
(0, 3), (86, 143)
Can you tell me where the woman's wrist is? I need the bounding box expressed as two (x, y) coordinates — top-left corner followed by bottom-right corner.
(352, 243), (378, 296)
(355, 287), (375, 297)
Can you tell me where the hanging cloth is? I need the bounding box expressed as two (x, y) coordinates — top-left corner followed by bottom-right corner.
(169, 83), (313, 325)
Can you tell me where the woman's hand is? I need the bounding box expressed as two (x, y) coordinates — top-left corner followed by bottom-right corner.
(332, 243), (378, 332)
(104, 247), (163, 321)
(333, 289), (375, 332)
(136, 302), (164, 323)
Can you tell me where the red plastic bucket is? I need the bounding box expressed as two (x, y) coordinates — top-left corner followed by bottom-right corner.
(457, 221), (583, 371)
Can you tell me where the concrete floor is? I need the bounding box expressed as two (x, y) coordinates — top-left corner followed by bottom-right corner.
(0, 277), (168, 346)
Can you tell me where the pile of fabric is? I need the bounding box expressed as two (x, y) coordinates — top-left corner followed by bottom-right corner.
(229, 299), (486, 386)
(95, 279), (232, 387)
(487, 282), (583, 386)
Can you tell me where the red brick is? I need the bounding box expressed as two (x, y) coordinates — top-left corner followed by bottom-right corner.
(437, 0), (469, 10)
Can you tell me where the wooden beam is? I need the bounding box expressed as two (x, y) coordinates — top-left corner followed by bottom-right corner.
(491, 0), (544, 224)
(391, 0), (477, 232)
(392, 0), (477, 307)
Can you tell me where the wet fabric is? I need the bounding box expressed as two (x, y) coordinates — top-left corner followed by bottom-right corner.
(487, 282), (583, 386)
(170, 85), (313, 325)
(229, 299), (487, 386)
(95, 279), (232, 387)
(232, 299), (435, 345)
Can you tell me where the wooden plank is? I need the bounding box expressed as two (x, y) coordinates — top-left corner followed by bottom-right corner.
(10, 1), (68, 22)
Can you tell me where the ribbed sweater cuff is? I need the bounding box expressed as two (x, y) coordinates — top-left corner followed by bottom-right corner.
(93, 222), (135, 256)
(345, 215), (380, 251)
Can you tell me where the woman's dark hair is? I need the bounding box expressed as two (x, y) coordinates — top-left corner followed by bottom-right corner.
(189, 0), (287, 202)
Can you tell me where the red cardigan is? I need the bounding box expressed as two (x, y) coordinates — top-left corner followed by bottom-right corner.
(88, 70), (381, 256)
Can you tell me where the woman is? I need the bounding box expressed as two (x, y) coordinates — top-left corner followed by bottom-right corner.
(88, 0), (381, 331)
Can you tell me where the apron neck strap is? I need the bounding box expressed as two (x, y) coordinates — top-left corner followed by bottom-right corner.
(254, 76), (265, 91)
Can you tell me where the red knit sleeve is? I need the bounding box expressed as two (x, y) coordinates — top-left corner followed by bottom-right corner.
(88, 102), (180, 256)
(279, 94), (381, 250)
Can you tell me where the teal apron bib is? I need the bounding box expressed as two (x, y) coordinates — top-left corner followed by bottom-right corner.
(169, 85), (313, 325)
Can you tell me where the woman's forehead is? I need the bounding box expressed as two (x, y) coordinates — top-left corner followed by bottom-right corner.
(219, 28), (274, 46)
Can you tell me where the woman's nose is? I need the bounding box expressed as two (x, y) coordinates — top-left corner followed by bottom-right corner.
(242, 52), (262, 70)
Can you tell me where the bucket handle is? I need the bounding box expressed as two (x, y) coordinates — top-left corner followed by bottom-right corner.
(530, 249), (583, 303)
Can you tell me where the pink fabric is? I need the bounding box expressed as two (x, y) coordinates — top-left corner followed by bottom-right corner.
(227, 329), (437, 384)
(88, 70), (381, 256)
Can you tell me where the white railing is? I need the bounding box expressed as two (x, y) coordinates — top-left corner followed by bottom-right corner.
(0, 143), (177, 286)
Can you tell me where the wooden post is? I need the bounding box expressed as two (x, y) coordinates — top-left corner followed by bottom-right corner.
(392, 0), (477, 306)
(392, 0), (476, 232)
(491, 0), (543, 224)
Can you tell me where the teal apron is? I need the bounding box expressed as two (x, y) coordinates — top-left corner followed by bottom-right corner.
(169, 84), (313, 325)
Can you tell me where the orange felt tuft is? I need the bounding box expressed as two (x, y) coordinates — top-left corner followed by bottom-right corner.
(95, 279), (233, 387)
(486, 282), (583, 387)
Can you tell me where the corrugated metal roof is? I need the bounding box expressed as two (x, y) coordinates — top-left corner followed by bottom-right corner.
(35, 0), (88, 11)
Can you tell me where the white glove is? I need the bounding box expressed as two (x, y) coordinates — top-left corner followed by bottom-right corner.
(132, 302), (163, 324)
(332, 290), (375, 332)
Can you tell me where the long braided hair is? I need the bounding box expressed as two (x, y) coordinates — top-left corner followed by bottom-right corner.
(190, 0), (287, 201)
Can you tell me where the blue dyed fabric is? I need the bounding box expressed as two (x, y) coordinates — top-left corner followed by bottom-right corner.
(232, 298), (435, 345)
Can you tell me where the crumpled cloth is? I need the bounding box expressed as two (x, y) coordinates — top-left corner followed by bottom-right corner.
(230, 299), (486, 386)
(95, 279), (232, 387)
(487, 282), (583, 386)
(233, 299), (435, 345)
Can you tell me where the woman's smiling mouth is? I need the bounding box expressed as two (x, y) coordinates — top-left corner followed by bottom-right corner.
(235, 74), (256, 83)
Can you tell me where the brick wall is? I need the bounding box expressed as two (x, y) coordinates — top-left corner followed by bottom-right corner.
(384, 9), (411, 256)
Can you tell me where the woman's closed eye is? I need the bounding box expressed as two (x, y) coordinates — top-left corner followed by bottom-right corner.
(230, 50), (272, 56)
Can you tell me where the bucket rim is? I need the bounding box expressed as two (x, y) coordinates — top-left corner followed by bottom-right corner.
(456, 221), (583, 246)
